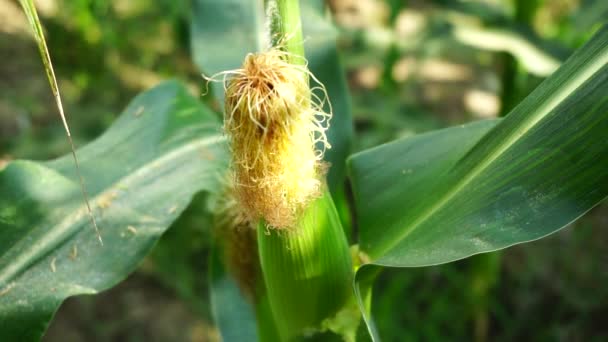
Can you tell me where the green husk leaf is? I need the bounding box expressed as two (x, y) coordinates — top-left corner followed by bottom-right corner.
(257, 190), (353, 340)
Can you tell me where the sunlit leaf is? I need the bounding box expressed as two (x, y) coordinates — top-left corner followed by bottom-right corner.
(349, 24), (608, 340)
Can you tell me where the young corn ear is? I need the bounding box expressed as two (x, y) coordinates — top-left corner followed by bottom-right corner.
(221, 46), (353, 339)
(258, 190), (353, 340)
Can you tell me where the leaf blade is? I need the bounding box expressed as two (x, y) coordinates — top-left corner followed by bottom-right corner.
(209, 246), (259, 342)
(0, 81), (228, 340)
(349, 25), (608, 267)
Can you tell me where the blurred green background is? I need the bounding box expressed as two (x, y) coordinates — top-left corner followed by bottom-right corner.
(0, 0), (606, 341)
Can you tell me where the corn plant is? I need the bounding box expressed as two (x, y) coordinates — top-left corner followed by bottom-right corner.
(1, 0), (607, 341)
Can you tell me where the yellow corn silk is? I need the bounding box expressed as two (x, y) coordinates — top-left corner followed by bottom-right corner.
(223, 48), (331, 229)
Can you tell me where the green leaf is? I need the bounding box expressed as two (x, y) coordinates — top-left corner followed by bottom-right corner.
(349, 24), (608, 340)
(190, 0), (266, 103)
(349, 24), (608, 267)
(451, 24), (563, 76)
(301, 4), (354, 197)
(210, 230), (284, 342)
(209, 246), (258, 342)
(353, 265), (381, 342)
(352, 120), (499, 341)
(436, 0), (569, 76)
(0, 81), (228, 340)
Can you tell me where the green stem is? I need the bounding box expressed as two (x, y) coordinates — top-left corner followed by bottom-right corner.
(270, 0), (306, 66)
(500, 0), (540, 116)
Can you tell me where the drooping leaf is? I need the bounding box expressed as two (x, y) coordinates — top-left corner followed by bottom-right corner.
(349, 24), (608, 341)
(17, 0), (70, 134)
(435, 0), (569, 76)
(0, 81), (228, 340)
(18, 0), (102, 243)
(451, 24), (563, 76)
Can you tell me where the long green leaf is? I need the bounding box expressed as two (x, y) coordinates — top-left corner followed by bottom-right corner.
(349, 25), (608, 341)
(0, 82), (228, 340)
(349, 24), (608, 267)
(352, 120), (500, 341)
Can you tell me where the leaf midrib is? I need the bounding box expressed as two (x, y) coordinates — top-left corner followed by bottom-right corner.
(372, 42), (608, 260)
(0, 135), (225, 287)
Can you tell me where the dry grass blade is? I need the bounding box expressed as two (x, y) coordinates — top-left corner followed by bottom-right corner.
(18, 0), (103, 245)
